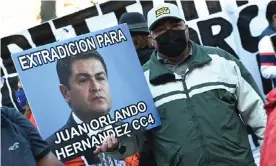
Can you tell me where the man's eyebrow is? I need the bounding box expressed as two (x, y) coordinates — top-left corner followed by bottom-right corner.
(95, 71), (106, 77)
(76, 73), (90, 78)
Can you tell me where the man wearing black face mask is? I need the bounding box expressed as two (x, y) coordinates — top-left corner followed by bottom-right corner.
(104, 3), (267, 166)
(147, 4), (192, 76)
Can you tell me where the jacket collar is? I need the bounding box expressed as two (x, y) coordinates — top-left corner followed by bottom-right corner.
(66, 113), (78, 127)
(269, 23), (276, 32)
(148, 40), (212, 85)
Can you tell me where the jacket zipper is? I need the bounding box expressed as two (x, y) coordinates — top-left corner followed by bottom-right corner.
(182, 68), (190, 98)
(182, 62), (209, 97)
(182, 62), (211, 164)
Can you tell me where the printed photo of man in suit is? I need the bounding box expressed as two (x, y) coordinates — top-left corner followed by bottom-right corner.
(57, 50), (112, 123)
(46, 49), (125, 166)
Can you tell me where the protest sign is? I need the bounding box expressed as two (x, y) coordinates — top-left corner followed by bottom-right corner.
(11, 23), (161, 164)
(2, 0), (274, 110)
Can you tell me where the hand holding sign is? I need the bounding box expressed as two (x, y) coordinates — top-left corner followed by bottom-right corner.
(94, 135), (119, 154)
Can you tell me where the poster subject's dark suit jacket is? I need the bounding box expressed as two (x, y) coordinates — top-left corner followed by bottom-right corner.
(46, 113), (137, 164)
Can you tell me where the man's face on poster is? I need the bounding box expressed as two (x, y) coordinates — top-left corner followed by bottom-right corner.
(60, 58), (112, 120)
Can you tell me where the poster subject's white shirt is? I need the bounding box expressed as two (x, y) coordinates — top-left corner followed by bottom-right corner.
(72, 112), (113, 138)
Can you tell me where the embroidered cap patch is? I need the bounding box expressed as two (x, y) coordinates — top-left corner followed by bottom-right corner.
(155, 7), (170, 17)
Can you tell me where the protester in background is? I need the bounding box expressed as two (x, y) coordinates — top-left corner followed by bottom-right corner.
(1, 106), (64, 166)
(119, 12), (153, 65)
(258, 1), (276, 91)
(100, 3), (267, 165)
(260, 88), (276, 166)
(119, 12), (157, 166)
(16, 78), (37, 128)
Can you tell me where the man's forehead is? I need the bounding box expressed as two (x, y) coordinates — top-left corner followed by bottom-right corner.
(71, 58), (101, 67)
(70, 58), (105, 74)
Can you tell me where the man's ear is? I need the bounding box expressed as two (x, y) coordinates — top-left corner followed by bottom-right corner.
(185, 26), (190, 41)
(148, 34), (155, 47)
(273, 14), (276, 22)
(59, 84), (70, 104)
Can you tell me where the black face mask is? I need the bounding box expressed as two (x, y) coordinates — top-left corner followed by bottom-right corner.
(155, 29), (187, 57)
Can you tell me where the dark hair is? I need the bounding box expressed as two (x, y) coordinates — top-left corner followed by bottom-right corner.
(131, 34), (153, 49)
(266, 1), (276, 23)
(56, 50), (107, 88)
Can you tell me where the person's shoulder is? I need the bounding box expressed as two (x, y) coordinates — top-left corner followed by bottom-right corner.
(1, 106), (24, 123)
(198, 44), (230, 58)
(1, 106), (17, 116)
(260, 26), (275, 40)
(195, 43), (240, 66)
(142, 60), (151, 72)
(258, 35), (273, 50)
(142, 49), (156, 72)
